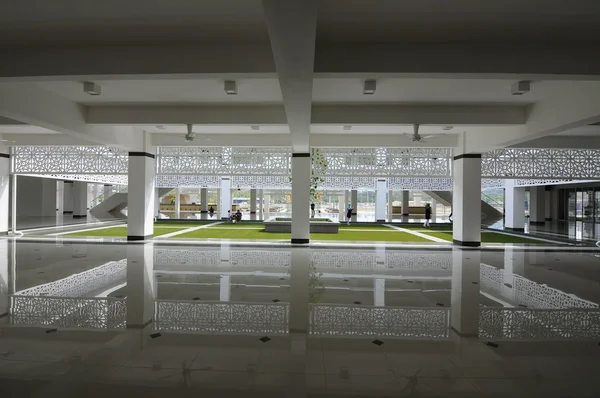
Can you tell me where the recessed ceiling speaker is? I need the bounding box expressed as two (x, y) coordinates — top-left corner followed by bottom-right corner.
(363, 79), (376, 95)
(224, 80), (237, 95)
(83, 81), (101, 96)
(511, 81), (530, 96)
(343, 125), (352, 130)
(251, 125), (260, 131)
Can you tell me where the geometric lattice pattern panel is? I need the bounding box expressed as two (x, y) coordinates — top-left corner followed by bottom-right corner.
(480, 264), (504, 296)
(482, 149), (600, 179)
(320, 177), (375, 189)
(231, 175), (291, 189)
(318, 148), (452, 178)
(155, 301), (289, 335)
(388, 177), (453, 191)
(157, 147), (291, 176)
(481, 179), (504, 189)
(310, 304), (450, 339)
(479, 308), (600, 340)
(514, 276), (598, 309)
(13, 146), (128, 174)
(21, 173), (129, 185)
(155, 174), (221, 188)
(15, 260), (127, 297)
(10, 296), (127, 329)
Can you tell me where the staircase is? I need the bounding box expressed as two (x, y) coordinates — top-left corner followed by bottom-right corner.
(424, 191), (503, 224)
(89, 188), (172, 219)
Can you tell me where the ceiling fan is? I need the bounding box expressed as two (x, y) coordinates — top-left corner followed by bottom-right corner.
(402, 124), (440, 143)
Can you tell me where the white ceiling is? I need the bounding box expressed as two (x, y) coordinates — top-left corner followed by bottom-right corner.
(143, 125), (290, 134)
(555, 125), (600, 137)
(0, 125), (59, 134)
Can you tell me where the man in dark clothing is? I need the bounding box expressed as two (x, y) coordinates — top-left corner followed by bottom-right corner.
(424, 203), (432, 227)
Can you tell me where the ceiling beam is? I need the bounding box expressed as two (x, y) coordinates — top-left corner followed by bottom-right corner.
(151, 133), (291, 148)
(1, 134), (98, 146)
(87, 104), (526, 125)
(263, 0), (318, 153)
(510, 136), (600, 150)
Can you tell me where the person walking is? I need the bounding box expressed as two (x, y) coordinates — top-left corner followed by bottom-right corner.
(346, 202), (353, 226)
(311, 203), (316, 218)
(209, 206), (214, 218)
(424, 203), (432, 227)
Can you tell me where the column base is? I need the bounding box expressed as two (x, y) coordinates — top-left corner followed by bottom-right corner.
(127, 235), (153, 241)
(250, 211), (256, 214)
(504, 227), (525, 232)
(200, 210), (208, 214)
(73, 215), (87, 218)
(545, 217), (552, 221)
(63, 211), (73, 214)
(402, 213), (409, 216)
(529, 221), (545, 226)
(376, 219), (386, 222)
(291, 238), (309, 244)
(452, 239), (481, 247)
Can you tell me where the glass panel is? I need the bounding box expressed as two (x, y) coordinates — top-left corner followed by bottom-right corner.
(595, 191), (600, 223)
(582, 190), (594, 222)
(576, 191), (583, 220)
(567, 189), (577, 221)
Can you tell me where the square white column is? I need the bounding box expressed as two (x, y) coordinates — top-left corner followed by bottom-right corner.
(103, 184), (113, 199)
(175, 187), (181, 219)
(338, 195), (345, 222)
(544, 188), (552, 221)
(200, 188), (208, 213)
(127, 151), (155, 240)
(56, 181), (64, 213)
(451, 249), (481, 336)
(401, 190), (409, 216)
(351, 189), (358, 221)
(375, 179), (387, 222)
(452, 154), (481, 246)
(264, 194), (270, 219)
(250, 189), (257, 214)
(63, 181), (73, 214)
(220, 177), (231, 219)
(154, 188), (160, 218)
(0, 240), (8, 317)
(431, 199), (437, 221)
(72, 181), (87, 218)
(505, 179), (525, 232)
(126, 243), (155, 328)
(258, 189), (264, 219)
(529, 186), (546, 225)
(387, 190), (393, 221)
(291, 154), (311, 243)
(0, 151), (9, 234)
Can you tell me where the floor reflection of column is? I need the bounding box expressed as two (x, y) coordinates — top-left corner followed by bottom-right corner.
(374, 278), (385, 307)
(126, 242), (155, 329)
(450, 248), (481, 336)
(503, 247), (525, 302)
(220, 242), (230, 263)
(0, 240), (9, 319)
(289, 248), (309, 334)
(220, 275), (231, 302)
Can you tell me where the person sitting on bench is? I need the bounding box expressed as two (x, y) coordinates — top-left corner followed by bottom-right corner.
(233, 209), (242, 223)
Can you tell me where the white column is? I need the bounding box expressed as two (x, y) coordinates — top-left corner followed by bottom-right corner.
(219, 275), (231, 302)
(154, 188), (160, 219)
(63, 181), (73, 214)
(431, 199), (437, 222)
(258, 189), (264, 220)
(174, 187), (181, 219)
(127, 151), (155, 240)
(414, 192), (422, 207)
(0, 240), (8, 318)
(220, 177), (231, 219)
(126, 243), (155, 328)
(387, 190), (393, 221)
(56, 181), (64, 213)
(216, 187), (221, 217)
(401, 190), (410, 216)
(250, 189), (257, 215)
(92, 183), (99, 207)
(338, 194), (345, 222)
(374, 278), (385, 307)
(450, 248), (481, 336)
(529, 186), (546, 225)
(200, 188), (208, 213)
(375, 179), (387, 222)
(264, 194), (271, 219)
(505, 179), (525, 232)
(452, 154), (482, 246)
(291, 154), (311, 243)
(544, 188), (552, 221)
(0, 150), (9, 235)
(351, 189), (358, 222)
(72, 181), (87, 218)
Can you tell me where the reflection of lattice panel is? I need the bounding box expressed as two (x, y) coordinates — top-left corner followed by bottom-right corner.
(13, 146), (128, 174)
(230, 251), (291, 267)
(514, 277), (598, 309)
(311, 251), (376, 268)
(479, 308), (600, 340)
(310, 251), (451, 269)
(479, 264), (503, 296)
(155, 301), (289, 335)
(10, 296), (126, 329)
(388, 178), (453, 191)
(15, 260), (127, 297)
(310, 305), (450, 339)
(154, 249), (221, 266)
(386, 252), (451, 269)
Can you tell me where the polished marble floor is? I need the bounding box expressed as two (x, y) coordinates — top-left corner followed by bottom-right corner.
(1, 240), (600, 397)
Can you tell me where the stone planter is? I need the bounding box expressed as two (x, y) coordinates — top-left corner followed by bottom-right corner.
(264, 217), (339, 233)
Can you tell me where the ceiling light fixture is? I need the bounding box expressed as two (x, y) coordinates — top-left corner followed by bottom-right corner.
(251, 125), (260, 131)
(343, 125), (352, 130)
(224, 80), (237, 95)
(363, 79), (376, 95)
(442, 126), (453, 131)
(156, 125), (165, 130)
(83, 81), (101, 96)
(511, 81), (530, 96)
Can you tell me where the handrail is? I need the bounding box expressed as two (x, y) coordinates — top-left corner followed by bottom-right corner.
(89, 185), (127, 208)
(481, 192), (503, 210)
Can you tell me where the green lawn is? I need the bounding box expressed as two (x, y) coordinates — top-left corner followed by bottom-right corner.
(173, 228), (431, 242)
(397, 224), (453, 231)
(154, 221), (215, 227)
(339, 224), (394, 230)
(66, 226), (187, 237)
(422, 231), (549, 244)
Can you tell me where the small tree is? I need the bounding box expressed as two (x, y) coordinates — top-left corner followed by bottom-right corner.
(289, 148), (329, 203)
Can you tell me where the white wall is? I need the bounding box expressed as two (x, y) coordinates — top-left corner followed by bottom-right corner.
(16, 176), (56, 217)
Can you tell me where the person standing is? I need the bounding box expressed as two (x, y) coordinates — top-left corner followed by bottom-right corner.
(424, 203), (432, 227)
(346, 202), (353, 226)
(311, 202), (316, 218)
